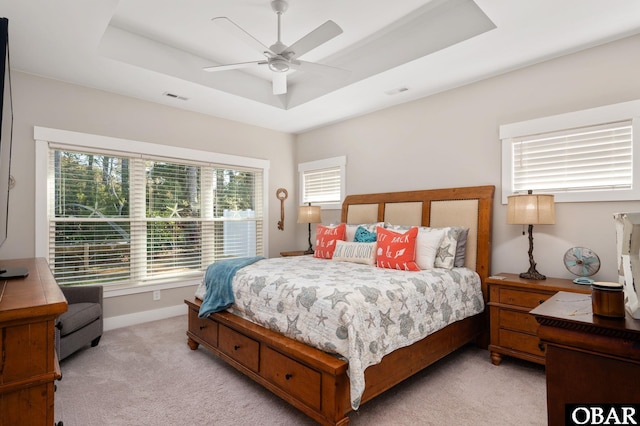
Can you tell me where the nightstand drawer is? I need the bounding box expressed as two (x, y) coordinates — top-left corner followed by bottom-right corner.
(499, 288), (550, 309)
(499, 309), (539, 335)
(499, 329), (545, 356)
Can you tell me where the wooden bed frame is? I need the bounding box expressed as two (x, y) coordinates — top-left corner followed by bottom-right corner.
(185, 185), (494, 425)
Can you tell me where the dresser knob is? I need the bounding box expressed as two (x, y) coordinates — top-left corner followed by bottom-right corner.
(199, 325), (206, 330)
(538, 342), (545, 352)
(538, 300), (545, 305)
(285, 373), (293, 380)
(234, 345), (240, 351)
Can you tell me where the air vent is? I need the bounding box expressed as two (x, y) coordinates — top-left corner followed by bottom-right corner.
(162, 92), (188, 101)
(385, 87), (409, 95)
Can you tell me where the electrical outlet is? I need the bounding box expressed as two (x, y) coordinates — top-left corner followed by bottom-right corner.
(153, 290), (161, 301)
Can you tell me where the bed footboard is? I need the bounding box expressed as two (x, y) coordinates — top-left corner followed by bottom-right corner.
(186, 298), (351, 426)
(186, 298), (483, 425)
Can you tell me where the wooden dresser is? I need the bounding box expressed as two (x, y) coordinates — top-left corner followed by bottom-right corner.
(0, 258), (67, 426)
(532, 291), (640, 426)
(487, 273), (591, 365)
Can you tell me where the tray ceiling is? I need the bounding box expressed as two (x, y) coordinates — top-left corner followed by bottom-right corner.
(3, 0), (640, 133)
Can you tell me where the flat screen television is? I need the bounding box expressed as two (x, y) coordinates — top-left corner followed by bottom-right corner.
(0, 17), (28, 279)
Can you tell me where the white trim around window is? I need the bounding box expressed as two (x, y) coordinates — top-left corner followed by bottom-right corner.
(34, 126), (270, 292)
(500, 99), (640, 204)
(298, 155), (346, 210)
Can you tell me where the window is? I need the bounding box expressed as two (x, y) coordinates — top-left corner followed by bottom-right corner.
(35, 127), (268, 288)
(298, 156), (346, 209)
(501, 100), (640, 203)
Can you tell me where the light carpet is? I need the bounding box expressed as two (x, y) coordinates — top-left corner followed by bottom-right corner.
(55, 315), (547, 425)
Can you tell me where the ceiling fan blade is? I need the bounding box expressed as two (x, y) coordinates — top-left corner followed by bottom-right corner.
(285, 20), (343, 60)
(290, 60), (350, 79)
(203, 61), (265, 72)
(211, 17), (273, 55)
(272, 72), (287, 95)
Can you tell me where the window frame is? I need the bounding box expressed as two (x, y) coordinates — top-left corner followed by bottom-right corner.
(500, 99), (640, 204)
(34, 126), (270, 293)
(298, 156), (346, 210)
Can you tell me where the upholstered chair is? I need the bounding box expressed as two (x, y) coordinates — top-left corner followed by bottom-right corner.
(55, 285), (103, 361)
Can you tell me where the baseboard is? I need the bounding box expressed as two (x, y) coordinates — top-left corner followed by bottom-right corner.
(104, 304), (187, 331)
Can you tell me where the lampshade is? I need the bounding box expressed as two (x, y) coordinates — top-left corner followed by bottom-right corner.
(506, 193), (555, 225)
(297, 205), (321, 224)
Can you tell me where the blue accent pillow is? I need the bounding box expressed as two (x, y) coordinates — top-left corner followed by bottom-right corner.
(354, 225), (377, 242)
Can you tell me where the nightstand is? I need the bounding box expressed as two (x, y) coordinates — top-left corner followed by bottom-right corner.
(280, 250), (309, 257)
(487, 273), (591, 365)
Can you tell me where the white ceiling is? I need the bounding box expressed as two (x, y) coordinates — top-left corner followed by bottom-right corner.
(3, 0), (640, 134)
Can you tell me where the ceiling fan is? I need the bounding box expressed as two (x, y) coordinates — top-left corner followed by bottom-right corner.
(203, 0), (346, 95)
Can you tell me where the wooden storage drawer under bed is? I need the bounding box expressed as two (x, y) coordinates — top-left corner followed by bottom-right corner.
(261, 345), (322, 410)
(218, 324), (260, 372)
(187, 307), (218, 346)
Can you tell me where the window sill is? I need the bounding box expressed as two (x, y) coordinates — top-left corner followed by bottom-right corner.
(103, 276), (202, 298)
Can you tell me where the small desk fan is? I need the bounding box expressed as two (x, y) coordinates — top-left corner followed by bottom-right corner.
(563, 247), (600, 285)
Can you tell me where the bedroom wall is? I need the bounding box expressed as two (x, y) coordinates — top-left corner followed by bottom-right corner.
(0, 72), (297, 325)
(295, 33), (640, 282)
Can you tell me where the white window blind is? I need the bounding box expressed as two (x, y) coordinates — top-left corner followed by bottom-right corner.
(302, 167), (341, 203)
(298, 156), (346, 207)
(511, 121), (633, 194)
(500, 99), (640, 203)
(47, 147), (263, 286)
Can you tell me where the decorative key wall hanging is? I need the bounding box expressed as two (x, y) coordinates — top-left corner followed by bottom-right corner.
(276, 188), (288, 230)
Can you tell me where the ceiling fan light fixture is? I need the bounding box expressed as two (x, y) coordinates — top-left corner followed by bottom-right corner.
(269, 58), (290, 72)
(205, 0), (344, 96)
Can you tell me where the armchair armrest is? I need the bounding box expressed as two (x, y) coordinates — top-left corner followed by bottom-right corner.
(60, 285), (103, 306)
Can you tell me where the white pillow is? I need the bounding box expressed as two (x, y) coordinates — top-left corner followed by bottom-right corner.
(415, 227), (446, 270)
(332, 241), (377, 265)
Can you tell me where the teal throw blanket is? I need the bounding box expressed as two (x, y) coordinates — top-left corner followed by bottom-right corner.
(198, 256), (264, 318)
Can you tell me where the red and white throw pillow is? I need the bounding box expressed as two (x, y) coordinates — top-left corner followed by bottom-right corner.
(314, 223), (346, 259)
(375, 226), (420, 271)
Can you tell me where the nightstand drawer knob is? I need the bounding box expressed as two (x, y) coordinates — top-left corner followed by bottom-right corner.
(538, 342), (545, 352)
(539, 299), (545, 305)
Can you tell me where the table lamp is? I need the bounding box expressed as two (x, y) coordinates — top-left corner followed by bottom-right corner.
(507, 190), (555, 280)
(297, 204), (321, 254)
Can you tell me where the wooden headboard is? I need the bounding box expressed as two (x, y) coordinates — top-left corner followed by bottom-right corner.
(341, 185), (495, 298)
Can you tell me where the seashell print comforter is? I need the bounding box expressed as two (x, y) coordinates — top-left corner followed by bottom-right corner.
(195, 255), (484, 410)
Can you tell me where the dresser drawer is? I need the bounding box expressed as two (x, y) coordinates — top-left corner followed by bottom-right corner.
(0, 321), (50, 382)
(188, 307), (218, 346)
(261, 346), (322, 410)
(499, 288), (550, 309)
(499, 328), (545, 357)
(499, 309), (539, 335)
(0, 382), (54, 425)
(219, 325), (260, 372)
